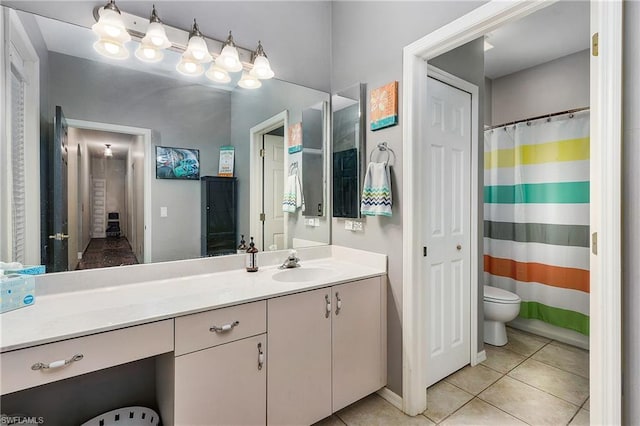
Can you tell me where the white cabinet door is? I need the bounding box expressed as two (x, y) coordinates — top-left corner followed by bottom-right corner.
(332, 277), (386, 411)
(267, 288), (332, 425)
(174, 334), (266, 426)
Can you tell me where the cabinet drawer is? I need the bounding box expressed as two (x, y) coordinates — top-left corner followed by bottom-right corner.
(175, 301), (266, 356)
(0, 320), (174, 395)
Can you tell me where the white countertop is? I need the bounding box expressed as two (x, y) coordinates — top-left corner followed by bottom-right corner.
(0, 248), (386, 353)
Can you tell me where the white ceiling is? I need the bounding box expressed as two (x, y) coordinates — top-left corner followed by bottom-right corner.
(484, 1), (590, 79)
(75, 128), (135, 160)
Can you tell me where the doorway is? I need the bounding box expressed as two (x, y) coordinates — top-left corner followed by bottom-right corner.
(65, 119), (152, 267)
(401, 1), (622, 422)
(250, 111), (289, 252)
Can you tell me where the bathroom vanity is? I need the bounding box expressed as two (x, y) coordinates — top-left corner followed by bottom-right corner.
(0, 246), (386, 425)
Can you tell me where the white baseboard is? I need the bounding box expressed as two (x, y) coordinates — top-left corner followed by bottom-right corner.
(377, 387), (403, 411)
(473, 349), (487, 365)
(509, 317), (589, 350)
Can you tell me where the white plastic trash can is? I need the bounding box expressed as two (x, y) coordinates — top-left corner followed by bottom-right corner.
(81, 406), (160, 426)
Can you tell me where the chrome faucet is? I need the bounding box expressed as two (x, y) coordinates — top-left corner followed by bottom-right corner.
(279, 250), (300, 269)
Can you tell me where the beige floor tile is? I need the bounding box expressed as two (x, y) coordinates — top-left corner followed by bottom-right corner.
(423, 381), (474, 423)
(503, 327), (550, 356)
(444, 364), (502, 395)
(569, 408), (590, 425)
(532, 341), (589, 378)
(336, 394), (434, 426)
(479, 376), (580, 425)
(482, 345), (527, 373)
(508, 358), (589, 406)
(313, 415), (346, 426)
(440, 398), (527, 425)
(583, 397), (590, 411)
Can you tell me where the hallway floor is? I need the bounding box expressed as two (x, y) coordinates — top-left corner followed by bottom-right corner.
(314, 327), (589, 425)
(76, 237), (138, 270)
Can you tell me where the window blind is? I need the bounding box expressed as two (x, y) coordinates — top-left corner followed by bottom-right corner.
(11, 69), (26, 264)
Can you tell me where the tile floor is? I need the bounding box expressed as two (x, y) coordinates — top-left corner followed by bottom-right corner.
(314, 327), (589, 426)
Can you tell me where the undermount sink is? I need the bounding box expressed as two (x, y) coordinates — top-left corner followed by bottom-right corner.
(271, 267), (336, 283)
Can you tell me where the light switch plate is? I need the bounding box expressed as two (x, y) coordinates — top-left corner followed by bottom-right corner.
(345, 220), (353, 230)
(160, 207), (168, 217)
(352, 221), (363, 231)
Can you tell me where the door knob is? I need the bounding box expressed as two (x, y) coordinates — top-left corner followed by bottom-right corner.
(456, 244), (462, 251)
(48, 233), (69, 241)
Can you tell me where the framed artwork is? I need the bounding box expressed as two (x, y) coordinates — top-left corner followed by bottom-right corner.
(218, 145), (235, 177)
(155, 146), (200, 180)
(370, 81), (399, 131)
(288, 122), (302, 154)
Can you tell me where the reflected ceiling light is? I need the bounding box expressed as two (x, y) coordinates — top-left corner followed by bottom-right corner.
(135, 5), (171, 63)
(104, 144), (113, 157)
(238, 71), (262, 89)
(206, 64), (232, 83)
(176, 58), (204, 76)
(92, 0), (131, 59)
(250, 41), (274, 80)
(215, 31), (243, 73)
(183, 20), (213, 63)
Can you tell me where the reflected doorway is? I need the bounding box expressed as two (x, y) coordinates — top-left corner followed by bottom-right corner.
(250, 111), (288, 252)
(61, 119), (152, 270)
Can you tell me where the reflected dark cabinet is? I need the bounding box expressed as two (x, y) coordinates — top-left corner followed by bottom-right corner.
(201, 176), (237, 257)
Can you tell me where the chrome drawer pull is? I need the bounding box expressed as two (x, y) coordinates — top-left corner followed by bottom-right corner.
(210, 320), (240, 333)
(257, 342), (264, 370)
(31, 354), (84, 371)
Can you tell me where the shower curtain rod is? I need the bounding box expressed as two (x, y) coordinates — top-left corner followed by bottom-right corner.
(487, 106), (590, 130)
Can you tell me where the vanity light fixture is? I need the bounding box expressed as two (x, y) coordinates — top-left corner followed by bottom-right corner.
(206, 64), (232, 84)
(249, 41), (274, 80)
(215, 31), (243, 73)
(135, 5), (171, 63)
(238, 71), (262, 89)
(91, 5), (276, 87)
(92, 0), (131, 59)
(104, 144), (113, 158)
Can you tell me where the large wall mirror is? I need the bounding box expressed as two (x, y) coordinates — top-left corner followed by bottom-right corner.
(332, 83), (366, 218)
(1, 5), (330, 274)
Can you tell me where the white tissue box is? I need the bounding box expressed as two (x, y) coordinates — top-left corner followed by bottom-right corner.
(1, 274), (36, 314)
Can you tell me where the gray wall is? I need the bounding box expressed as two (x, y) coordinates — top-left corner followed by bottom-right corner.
(48, 52), (232, 263)
(5, 1), (332, 93)
(330, 0), (486, 396)
(489, 49), (590, 126)
(430, 38), (486, 355)
(623, 0), (640, 421)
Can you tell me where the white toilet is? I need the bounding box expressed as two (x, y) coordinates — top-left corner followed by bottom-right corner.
(483, 285), (521, 346)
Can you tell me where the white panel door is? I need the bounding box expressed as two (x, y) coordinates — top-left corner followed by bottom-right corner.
(425, 76), (471, 387)
(263, 134), (285, 250)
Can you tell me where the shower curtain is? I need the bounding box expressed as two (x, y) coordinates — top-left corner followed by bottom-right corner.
(484, 110), (590, 335)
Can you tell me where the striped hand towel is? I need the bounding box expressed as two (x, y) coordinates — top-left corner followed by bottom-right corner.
(282, 174), (304, 213)
(360, 162), (392, 216)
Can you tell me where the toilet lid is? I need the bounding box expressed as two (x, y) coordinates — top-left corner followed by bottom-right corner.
(484, 285), (521, 303)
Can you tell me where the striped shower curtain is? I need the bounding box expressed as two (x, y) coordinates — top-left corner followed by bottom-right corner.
(483, 110), (590, 335)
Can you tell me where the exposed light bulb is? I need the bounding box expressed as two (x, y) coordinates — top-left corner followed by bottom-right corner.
(205, 64), (231, 83)
(238, 71), (262, 89)
(150, 36), (164, 47)
(104, 42), (120, 55)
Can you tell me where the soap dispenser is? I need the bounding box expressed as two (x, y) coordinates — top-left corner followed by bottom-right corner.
(246, 237), (259, 272)
(237, 235), (247, 254)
